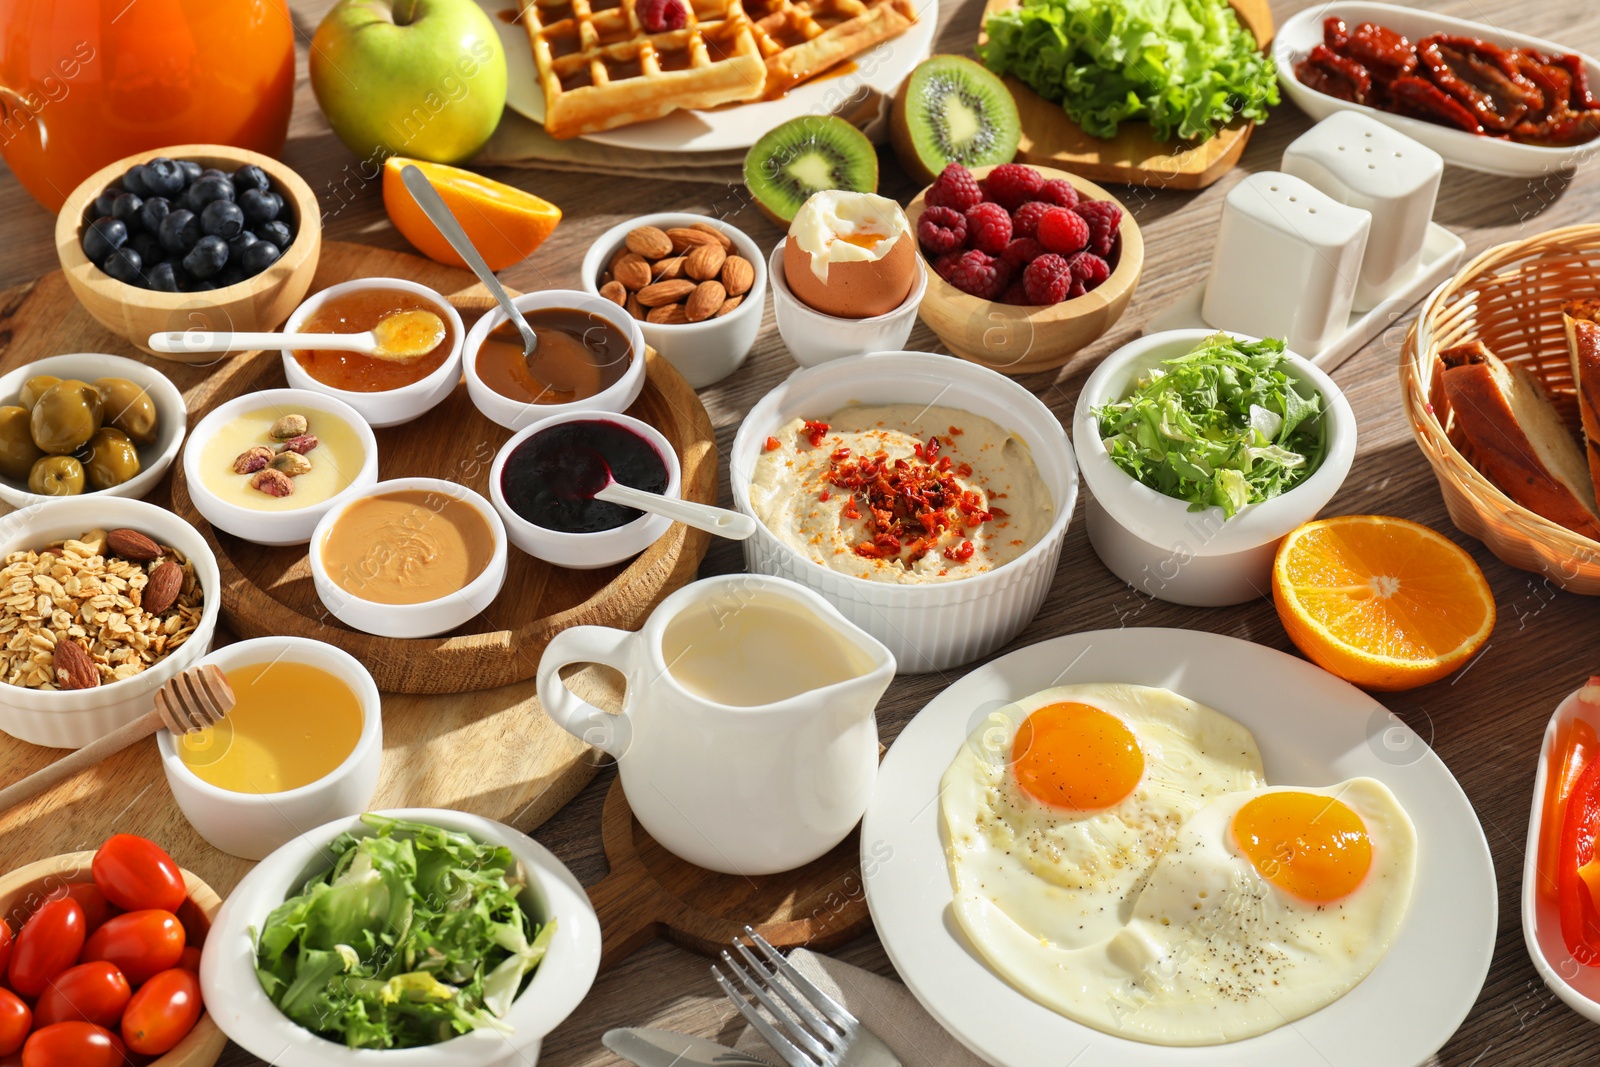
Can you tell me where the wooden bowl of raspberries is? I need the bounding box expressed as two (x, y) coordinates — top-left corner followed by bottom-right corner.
(907, 163), (1142, 376)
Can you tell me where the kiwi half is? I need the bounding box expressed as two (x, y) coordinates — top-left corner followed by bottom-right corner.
(891, 55), (1021, 185)
(743, 116), (879, 225)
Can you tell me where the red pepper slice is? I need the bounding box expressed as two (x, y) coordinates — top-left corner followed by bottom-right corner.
(1542, 716), (1599, 901)
(1558, 754), (1600, 963)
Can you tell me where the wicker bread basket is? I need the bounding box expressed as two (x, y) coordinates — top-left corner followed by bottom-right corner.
(1403, 224), (1600, 592)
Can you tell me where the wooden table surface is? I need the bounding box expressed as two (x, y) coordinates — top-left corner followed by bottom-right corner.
(2, 0), (1598, 1063)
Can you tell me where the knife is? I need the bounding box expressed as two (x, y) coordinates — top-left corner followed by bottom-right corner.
(603, 1027), (776, 1067)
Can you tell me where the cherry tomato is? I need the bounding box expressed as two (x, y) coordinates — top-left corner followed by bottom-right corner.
(65, 883), (117, 936)
(91, 834), (186, 914)
(0, 987), (31, 1056)
(7, 899), (85, 998)
(122, 967), (202, 1056)
(21, 1021), (126, 1067)
(177, 946), (202, 973)
(34, 961), (131, 1029)
(0, 918), (12, 978)
(81, 909), (184, 986)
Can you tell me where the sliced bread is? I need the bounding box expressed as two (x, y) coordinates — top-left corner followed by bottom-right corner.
(1563, 299), (1600, 508)
(1440, 339), (1600, 541)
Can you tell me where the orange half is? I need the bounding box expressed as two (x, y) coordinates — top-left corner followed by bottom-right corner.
(382, 157), (561, 272)
(1272, 515), (1496, 691)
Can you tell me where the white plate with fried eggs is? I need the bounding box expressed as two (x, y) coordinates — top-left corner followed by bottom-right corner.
(861, 627), (1495, 1066)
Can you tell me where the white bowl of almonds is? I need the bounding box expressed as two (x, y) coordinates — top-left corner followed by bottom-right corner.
(0, 495), (220, 749)
(581, 213), (765, 389)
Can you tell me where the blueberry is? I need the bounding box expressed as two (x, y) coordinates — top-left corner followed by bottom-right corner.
(143, 158), (185, 197)
(81, 216), (127, 264)
(121, 165), (151, 198)
(158, 209), (200, 255)
(183, 235), (229, 279)
(254, 219), (292, 248)
(227, 230), (258, 259)
(188, 174), (233, 209)
(92, 188), (122, 218)
(147, 260), (180, 292)
(231, 165), (271, 194)
(103, 245), (144, 285)
(185, 278), (218, 293)
(216, 265), (245, 288)
(178, 160), (202, 183)
(139, 196), (171, 235)
(111, 192), (143, 226)
(200, 167), (228, 181)
(129, 231), (163, 265)
(200, 199), (245, 239)
(240, 240), (281, 275)
(238, 188), (282, 226)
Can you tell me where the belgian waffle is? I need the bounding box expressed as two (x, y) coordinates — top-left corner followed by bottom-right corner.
(744, 0), (917, 99)
(520, 0), (767, 139)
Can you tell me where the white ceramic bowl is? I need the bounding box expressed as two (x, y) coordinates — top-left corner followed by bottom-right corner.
(729, 352), (1079, 673)
(200, 808), (601, 1067)
(0, 352), (186, 509)
(280, 277), (466, 429)
(182, 388), (380, 547)
(768, 241), (927, 368)
(489, 410), (681, 570)
(580, 212), (767, 389)
(1072, 329), (1357, 607)
(157, 636), (382, 859)
(463, 290), (646, 432)
(0, 496), (220, 748)
(1276, 1), (1600, 178)
(308, 477), (508, 638)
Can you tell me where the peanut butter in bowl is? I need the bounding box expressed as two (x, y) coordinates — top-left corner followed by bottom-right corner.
(319, 489), (498, 606)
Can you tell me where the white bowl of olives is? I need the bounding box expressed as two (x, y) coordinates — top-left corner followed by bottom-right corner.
(0, 353), (186, 510)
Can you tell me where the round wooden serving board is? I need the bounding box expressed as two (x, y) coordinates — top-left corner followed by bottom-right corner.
(168, 242), (718, 695)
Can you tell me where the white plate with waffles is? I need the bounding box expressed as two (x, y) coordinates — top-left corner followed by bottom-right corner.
(481, 0), (936, 151)
(860, 627), (1496, 1066)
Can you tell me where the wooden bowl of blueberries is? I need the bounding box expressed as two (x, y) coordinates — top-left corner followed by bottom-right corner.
(54, 143), (320, 362)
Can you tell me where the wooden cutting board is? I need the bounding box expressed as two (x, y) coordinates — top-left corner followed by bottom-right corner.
(977, 0), (1275, 189)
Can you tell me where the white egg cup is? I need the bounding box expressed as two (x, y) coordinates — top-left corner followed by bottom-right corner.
(768, 241), (927, 369)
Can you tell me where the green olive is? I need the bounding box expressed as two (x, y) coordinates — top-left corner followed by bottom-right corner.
(92, 377), (159, 446)
(82, 426), (141, 491)
(17, 375), (60, 411)
(28, 454), (84, 496)
(29, 380), (103, 455)
(0, 406), (43, 482)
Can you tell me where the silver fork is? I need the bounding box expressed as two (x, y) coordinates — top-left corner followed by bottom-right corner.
(712, 926), (901, 1067)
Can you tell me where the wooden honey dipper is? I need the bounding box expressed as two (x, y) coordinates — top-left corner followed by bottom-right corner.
(0, 664), (236, 812)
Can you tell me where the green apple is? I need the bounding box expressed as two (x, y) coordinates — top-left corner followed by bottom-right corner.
(311, 0), (508, 164)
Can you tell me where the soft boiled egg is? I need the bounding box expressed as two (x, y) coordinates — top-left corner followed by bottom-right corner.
(940, 683), (1266, 951)
(782, 189), (916, 319)
(956, 777), (1417, 1046)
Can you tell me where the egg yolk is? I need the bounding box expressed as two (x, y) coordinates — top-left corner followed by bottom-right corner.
(1231, 791), (1373, 903)
(834, 229), (886, 250)
(1011, 702), (1143, 812)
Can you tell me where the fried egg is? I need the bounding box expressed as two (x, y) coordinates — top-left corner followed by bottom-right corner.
(940, 683), (1265, 950)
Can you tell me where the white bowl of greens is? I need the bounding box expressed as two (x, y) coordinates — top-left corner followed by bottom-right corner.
(199, 810), (600, 1066)
(1072, 329), (1356, 607)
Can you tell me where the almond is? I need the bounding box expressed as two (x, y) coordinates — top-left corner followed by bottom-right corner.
(686, 280), (726, 323)
(685, 242), (726, 281)
(626, 294), (646, 321)
(717, 294), (745, 317)
(637, 279), (696, 307)
(53, 639), (99, 690)
(691, 221), (734, 250)
(142, 559), (184, 616)
(600, 280), (628, 306)
(667, 226), (721, 254)
(613, 252), (652, 291)
(625, 225), (673, 259)
(106, 528), (161, 562)
(721, 255), (754, 296)
(652, 255), (687, 281)
(647, 302), (689, 325)
(609, 246), (637, 274)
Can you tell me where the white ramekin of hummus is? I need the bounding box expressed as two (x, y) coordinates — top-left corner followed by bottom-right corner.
(731, 352), (1079, 673)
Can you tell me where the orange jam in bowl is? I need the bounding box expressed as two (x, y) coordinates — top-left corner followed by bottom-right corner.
(293, 287), (455, 392)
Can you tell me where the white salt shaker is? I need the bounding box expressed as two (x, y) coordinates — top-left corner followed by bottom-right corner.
(1200, 171), (1370, 358)
(1281, 111), (1442, 312)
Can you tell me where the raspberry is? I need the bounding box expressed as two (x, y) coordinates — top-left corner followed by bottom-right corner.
(982, 164), (1043, 210)
(1036, 207), (1089, 256)
(925, 164), (983, 212)
(964, 202), (1012, 254)
(1069, 251), (1111, 292)
(1000, 237), (1043, 271)
(638, 0), (688, 31)
(1011, 201), (1055, 239)
(1001, 281), (1033, 306)
(945, 249), (1005, 300)
(932, 251), (962, 280)
(917, 206), (968, 256)
(1022, 253), (1073, 305)
(1036, 179), (1080, 210)
(1075, 199), (1123, 257)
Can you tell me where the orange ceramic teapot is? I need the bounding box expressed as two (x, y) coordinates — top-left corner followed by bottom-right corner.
(0, 0), (295, 212)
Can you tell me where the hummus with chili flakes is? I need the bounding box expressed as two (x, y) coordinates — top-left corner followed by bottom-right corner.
(749, 404), (1053, 585)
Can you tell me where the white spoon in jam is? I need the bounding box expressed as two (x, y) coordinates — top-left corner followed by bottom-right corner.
(565, 446), (756, 540)
(148, 308), (446, 361)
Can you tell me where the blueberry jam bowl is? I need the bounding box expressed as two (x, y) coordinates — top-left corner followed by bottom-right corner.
(489, 411), (682, 569)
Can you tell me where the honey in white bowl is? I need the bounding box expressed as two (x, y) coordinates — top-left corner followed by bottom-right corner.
(177, 660), (362, 794)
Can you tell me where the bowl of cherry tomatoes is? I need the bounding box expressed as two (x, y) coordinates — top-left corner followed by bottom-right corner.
(0, 833), (223, 1067)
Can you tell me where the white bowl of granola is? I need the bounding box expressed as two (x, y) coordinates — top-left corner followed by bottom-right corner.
(0, 496), (220, 749)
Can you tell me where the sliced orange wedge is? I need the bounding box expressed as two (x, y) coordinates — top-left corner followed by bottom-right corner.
(382, 157), (561, 272)
(1271, 515), (1496, 691)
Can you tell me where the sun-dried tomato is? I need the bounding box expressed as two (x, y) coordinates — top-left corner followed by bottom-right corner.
(943, 541), (975, 563)
(764, 436), (781, 451)
(828, 447), (991, 564)
(802, 420), (830, 447)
